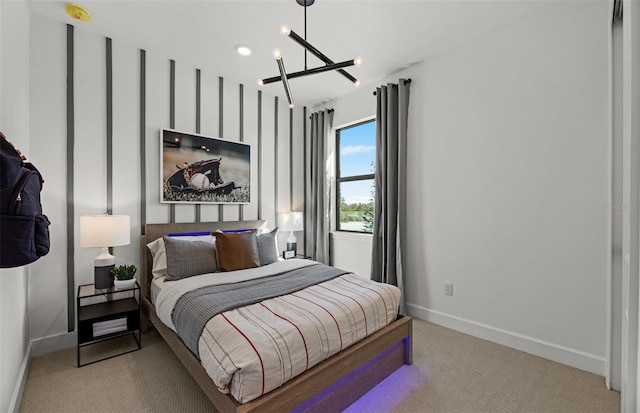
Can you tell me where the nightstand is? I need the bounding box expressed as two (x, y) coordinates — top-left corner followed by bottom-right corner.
(77, 282), (141, 367)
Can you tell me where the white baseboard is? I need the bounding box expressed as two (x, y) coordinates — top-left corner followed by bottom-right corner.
(406, 303), (606, 376)
(8, 341), (32, 413)
(30, 330), (76, 357)
(8, 331), (76, 412)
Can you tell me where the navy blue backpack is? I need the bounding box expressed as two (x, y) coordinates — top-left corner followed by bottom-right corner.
(0, 132), (50, 268)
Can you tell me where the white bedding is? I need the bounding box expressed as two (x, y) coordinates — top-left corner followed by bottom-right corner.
(153, 259), (401, 403)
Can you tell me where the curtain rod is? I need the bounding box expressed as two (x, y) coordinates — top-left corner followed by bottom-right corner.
(372, 78), (412, 96)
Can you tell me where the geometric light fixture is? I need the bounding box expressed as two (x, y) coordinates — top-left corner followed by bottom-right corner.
(259, 0), (361, 108)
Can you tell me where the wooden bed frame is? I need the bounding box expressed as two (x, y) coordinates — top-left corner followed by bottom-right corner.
(139, 220), (412, 413)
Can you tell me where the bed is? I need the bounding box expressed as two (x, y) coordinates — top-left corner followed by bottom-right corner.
(140, 220), (412, 413)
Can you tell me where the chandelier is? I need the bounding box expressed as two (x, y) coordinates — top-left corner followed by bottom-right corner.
(258, 0), (361, 107)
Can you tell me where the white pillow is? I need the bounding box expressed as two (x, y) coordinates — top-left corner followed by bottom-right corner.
(146, 234), (215, 279)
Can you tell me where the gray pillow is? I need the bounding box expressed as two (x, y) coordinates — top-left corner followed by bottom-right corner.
(256, 227), (279, 265)
(163, 236), (217, 281)
(214, 230), (260, 272)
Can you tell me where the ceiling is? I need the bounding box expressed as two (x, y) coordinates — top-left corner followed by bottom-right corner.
(27, 0), (550, 107)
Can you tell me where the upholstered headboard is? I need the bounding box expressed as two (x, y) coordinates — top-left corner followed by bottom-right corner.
(139, 220), (266, 301)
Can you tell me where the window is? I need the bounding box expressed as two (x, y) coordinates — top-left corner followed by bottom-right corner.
(336, 119), (376, 233)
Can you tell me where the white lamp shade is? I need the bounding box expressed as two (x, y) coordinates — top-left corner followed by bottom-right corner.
(80, 215), (130, 248)
(279, 211), (303, 232)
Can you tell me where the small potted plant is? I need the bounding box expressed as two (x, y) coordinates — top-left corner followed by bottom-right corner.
(110, 264), (137, 289)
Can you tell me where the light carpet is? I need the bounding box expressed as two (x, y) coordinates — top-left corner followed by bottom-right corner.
(19, 319), (620, 413)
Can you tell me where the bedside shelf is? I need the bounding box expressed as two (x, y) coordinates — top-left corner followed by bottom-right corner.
(78, 298), (139, 322)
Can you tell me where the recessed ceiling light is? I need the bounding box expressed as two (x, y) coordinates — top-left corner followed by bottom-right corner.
(235, 44), (252, 56)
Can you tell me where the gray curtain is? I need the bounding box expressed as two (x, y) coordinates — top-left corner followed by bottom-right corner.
(308, 109), (334, 264)
(371, 79), (411, 315)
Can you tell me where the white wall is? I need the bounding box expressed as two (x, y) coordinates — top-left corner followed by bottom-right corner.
(331, 232), (373, 277)
(28, 14), (68, 345)
(621, 0), (640, 410)
(0, 1), (31, 412)
(323, 1), (611, 375)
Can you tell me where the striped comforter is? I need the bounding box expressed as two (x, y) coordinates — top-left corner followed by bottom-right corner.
(154, 259), (401, 404)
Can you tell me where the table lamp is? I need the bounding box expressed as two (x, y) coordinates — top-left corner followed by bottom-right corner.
(80, 214), (130, 289)
(279, 211), (303, 256)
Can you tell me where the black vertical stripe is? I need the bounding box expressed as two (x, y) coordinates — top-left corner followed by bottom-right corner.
(169, 60), (175, 223)
(274, 97), (278, 225)
(289, 107), (293, 212)
(170, 60), (176, 128)
(218, 77), (224, 221)
(239, 85), (244, 142)
(106, 38), (113, 215)
(140, 49), (146, 234)
(303, 106), (307, 256)
(196, 69), (201, 133)
(258, 91), (262, 220)
(66, 24), (75, 332)
(195, 69), (201, 222)
(239, 83), (244, 220)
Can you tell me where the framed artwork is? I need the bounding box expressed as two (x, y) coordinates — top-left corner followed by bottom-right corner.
(161, 129), (251, 204)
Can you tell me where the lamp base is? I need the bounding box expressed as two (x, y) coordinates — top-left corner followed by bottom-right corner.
(286, 231), (297, 256)
(94, 264), (114, 289)
(94, 248), (115, 289)
(286, 242), (297, 256)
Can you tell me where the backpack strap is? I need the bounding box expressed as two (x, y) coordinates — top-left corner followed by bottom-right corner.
(7, 169), (33, 215)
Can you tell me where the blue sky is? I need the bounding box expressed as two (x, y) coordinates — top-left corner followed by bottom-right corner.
(339, 121), (376, 204)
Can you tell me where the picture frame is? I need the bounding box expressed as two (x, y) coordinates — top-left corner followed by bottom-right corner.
(161, 129), (251, 204)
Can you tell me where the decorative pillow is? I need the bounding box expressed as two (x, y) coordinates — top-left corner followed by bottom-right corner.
(163, 236), (218, 281)
(256, 227), (279, 265)
(214, 229), (260, 272)
(146, 237), (168, 278)
(146, 233), (215, 279)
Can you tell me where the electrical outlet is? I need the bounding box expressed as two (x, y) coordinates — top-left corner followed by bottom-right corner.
(444, 282), (454, 296)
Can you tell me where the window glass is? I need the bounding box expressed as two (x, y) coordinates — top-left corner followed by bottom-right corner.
(338, 121), (376, 177)
(336, 119), (375, 233)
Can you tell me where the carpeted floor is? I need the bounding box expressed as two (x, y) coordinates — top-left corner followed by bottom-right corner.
(19, 319), (620, 413)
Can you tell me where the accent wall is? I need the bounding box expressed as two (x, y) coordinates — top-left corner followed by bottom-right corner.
(26, 13), (306, 348)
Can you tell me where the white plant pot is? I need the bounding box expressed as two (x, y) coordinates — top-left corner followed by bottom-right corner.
(113, 278), (136, 289)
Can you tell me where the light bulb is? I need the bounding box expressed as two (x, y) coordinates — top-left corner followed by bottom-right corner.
(354, 57), (362, 67)
(289, 103), (295, 109)
(257, 79), (264, 86)
(280, 24), (291, 36)
(354, 80), (360, 87)
(273, 48), (282, 60)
